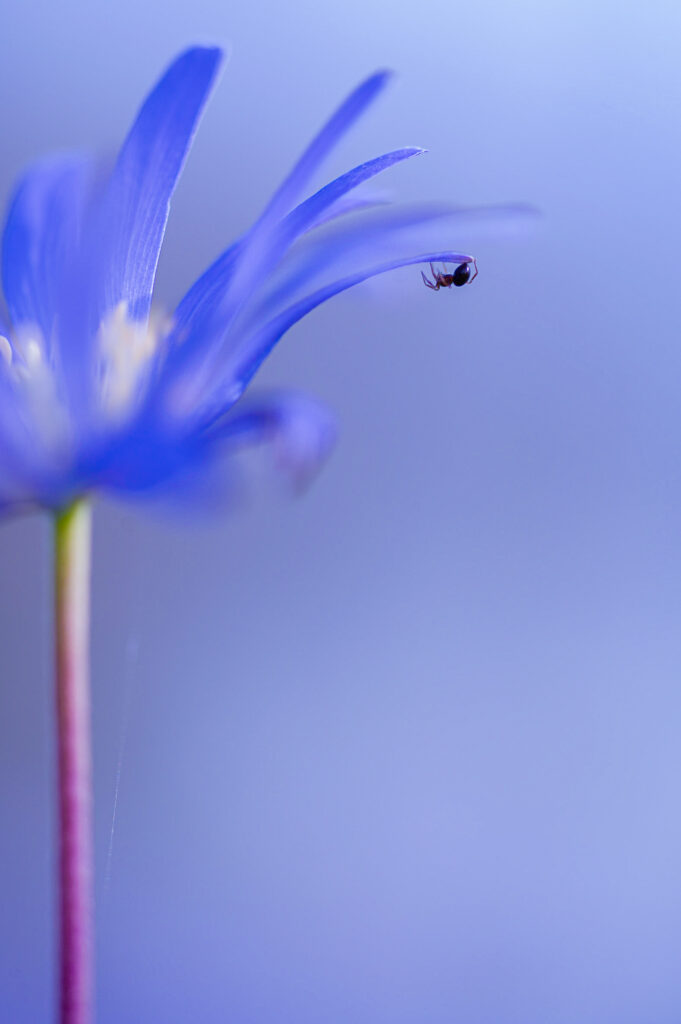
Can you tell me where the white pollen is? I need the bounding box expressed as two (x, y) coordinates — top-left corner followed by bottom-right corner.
(97, 304), (164, 418)
(24, 338), (43, 368)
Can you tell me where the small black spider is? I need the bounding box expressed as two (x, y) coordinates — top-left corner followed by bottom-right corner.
(421, 260), (478, 291)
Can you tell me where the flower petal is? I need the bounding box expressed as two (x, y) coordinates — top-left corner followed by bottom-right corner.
(179, 249), (475, 429)
(171, 148), (421, 346)
(165, 71), (395, 373)
(96, 45), (223, 321)
(257, 70), (392, 226)
(211, 390), (337, 488)
(244, 201), (538, 331)
(90, 391), (335, 502)
(1, 154), (96, 341)
(226, 70), (394, 319)
(246, 202), (459, 322)
(271, 148), (423, 249)
(224, 250), (475, 397)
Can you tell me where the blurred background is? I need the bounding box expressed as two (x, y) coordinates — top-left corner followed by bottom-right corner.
(2, 1), (681, 1021)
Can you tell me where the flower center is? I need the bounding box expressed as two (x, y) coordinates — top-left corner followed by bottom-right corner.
(97, 301), (167, 420)
(0, 299), (166, 428)
(0, 304), (168, 459)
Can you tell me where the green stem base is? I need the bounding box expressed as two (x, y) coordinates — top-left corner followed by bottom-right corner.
(54, 501), (94, 1024)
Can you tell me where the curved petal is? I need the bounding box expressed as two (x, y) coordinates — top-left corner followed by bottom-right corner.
(246, 202), (460, 323)
(173, 249), (476, 430)
(52, 47), (223, 419)
(275, 147), (423, 246)
(168, 72), (395, 371)
(91, 390), (335, 504)
(95, 45), (223, 322)
(211, 389), (337, 488)
(1, 154), (96, 342)
(229, 70), (394, 314)
(255, 201), (538, 320)
(167, 148), (423, 378)
(226, 249), (476, 394)
(257, 70), (392, 227)
(171, 193), (522, 369)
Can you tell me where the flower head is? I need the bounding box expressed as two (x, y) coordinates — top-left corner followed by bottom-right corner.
(0, 46), (491, 514)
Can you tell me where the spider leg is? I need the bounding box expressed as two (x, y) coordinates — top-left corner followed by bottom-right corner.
(421, 270), (436, 290)
(429, 262), (444, 288)
(469, 259), (479, 283)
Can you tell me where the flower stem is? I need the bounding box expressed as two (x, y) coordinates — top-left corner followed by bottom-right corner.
(54, 500), (94, 1024)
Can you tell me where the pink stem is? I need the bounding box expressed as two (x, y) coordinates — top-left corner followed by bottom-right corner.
(54, 500), (94, 1024)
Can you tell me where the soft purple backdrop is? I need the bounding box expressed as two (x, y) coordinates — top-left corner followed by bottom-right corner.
(2, 1), (681, 1021)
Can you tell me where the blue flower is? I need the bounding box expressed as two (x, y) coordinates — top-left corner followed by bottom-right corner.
(0, 46), (491, 514)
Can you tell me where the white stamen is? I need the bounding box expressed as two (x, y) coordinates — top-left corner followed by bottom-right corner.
(24, 337), (43, 368)
(0, 335), (12, 365)
(98, 302), (165, 418)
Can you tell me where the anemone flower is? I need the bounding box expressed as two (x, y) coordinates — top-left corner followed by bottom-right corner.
(1, 45), (523, 1024)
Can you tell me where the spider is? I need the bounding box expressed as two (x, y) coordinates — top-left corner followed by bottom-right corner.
(421, 260), (478, 291)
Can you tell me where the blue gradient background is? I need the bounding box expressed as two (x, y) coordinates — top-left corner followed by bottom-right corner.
(2, 1), (681, 1021)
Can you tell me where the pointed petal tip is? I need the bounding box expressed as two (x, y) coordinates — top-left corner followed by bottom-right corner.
(168, 45), (226, 87)
(91, 42), (228, 324)
(386, 146), (426, 160)
(178, 44), (226, 64)
(360, 69), (393, 96)
(354, 69), (395, 103)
